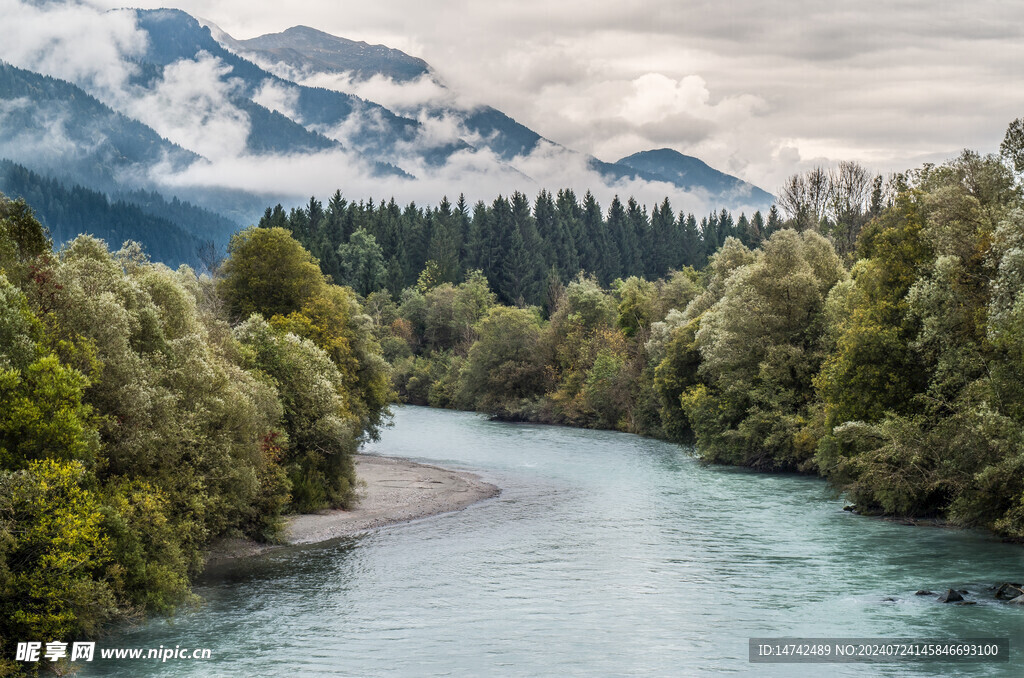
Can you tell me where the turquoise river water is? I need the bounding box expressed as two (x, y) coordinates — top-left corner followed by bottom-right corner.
(84, 405), (1023, 676)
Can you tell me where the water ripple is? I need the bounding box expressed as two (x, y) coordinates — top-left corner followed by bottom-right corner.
(85, 406), (1024, 677)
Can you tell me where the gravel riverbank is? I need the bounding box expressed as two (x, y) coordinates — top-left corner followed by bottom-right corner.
(205, 454), (499, 564)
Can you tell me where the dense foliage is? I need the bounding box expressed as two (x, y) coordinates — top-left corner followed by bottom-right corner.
(323, 145), (1023, 543)
(262, 190), (786, 307)
(0, 201), (389, 676)
(0, 161), (203, 268)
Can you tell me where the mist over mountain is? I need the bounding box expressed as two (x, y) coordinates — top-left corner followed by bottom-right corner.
(0, 159), (208, 266)
(0, 61), (196, 189)
(616, 149), (775, 206)
(217, 18), (774, 207)
(0, 1), (775, 260)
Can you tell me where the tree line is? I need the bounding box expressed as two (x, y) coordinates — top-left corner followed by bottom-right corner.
(259, 189), (788, 307)
(339, 146), (1024, 544)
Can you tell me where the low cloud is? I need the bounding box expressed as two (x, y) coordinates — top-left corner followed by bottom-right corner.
(303, 72), (456, 115)
(120, 52), (252, 161)
(5, 0), (794, 224)
(0, 0), (146, 97)
(150, 136), (763, 221)
(252, 78), (300, 120)
(77, 0), (1024, 196)
(0, 97), (91, 163)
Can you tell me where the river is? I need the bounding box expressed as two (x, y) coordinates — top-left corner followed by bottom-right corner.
(85, 405), (1023, 676)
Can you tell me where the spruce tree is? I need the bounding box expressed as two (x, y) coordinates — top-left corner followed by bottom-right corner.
(679, 212), (703, 268)
(456, 193), (472, 276)
(579, 191), (604, 279)
(649, 198), (675, 278)
(553, 189), (581, 279)
(717, 208), (734, 245)
(427, 196), (461, 284)
(510, 191), (544, 304)
(624, 197), (647, 277)
(765, 204), (783, 238)
(749, 211), (766, 247)
(603, 196), (628, 282)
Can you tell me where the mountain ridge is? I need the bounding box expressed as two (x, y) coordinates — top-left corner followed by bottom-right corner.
(617, 148), (775, 206)
(228, 25), (432, 83)
(215, 20), (774, 205)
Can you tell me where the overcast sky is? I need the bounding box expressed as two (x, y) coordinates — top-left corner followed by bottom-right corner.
(66, 1), (1024, 192)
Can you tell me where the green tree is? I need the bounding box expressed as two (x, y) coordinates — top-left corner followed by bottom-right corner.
(0, 460), (116, 665)
(337, 227), (386, 296)
(426, 197), (462, 284)
(0, 194), (51, 287)
(1001, 117), (1024, 175)
(683, 231), (846, 469)
(815, 193), (931, 427)
(235, 317), (358, 511)
(219, 226), (326, 321)
(460, 306), (547, 416)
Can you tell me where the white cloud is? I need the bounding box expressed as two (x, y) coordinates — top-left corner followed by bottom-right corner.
(301, 72), (456, 114)
(252, 78), (300, 120)
(620, 74), (712, 126)
(120, 52), (251, 161)
(0, 0), (777, 221)
(399, 111), (471, 152)
(149, 134), (761, 221)
(0, 0), (147, 96)
(0, 97), (91, 162)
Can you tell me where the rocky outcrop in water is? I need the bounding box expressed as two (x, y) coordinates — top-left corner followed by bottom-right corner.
(994, 583), (1023, 600)
(937, 589), (964, 603)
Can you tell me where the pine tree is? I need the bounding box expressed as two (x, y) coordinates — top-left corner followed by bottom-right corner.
(717, 208), (734, 245)
(427, 196), (461, 284)
(579, 191), (604, 279)
(679, 212), (703, 268)
(402, 202), (428, 287)
(487, 195), (512, 298)
(765, 204), (783, 238)
(326, 190), (348, 241)
(606, 196), (631, 282)
(735, 213), (751, 247)
(624, 198), (647, 277)
(464, 200), (489, 272)
(455, 193), (471, 276)
(749, 211), (766, 247)
(259, 204), (289, 230)
(701, 211), (720, 262)
(533, 189), (558, 270)
(553, 189), (581, 280)
(510, 191), (544, 304)
(305, 196), (325, 240)
(649, 198), (675, 278)
(501, 225), (532, 306)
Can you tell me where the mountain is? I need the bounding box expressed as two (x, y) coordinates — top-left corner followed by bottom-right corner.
(0, 160), (204, 267)
(616, 149), (775, 207)
(0, 60), (249, 244)
(0, 61), (196, 189)
(133, 9), (458, 167)
(224, 25), (431, 83)
(219, 24), (547, 160)
(124, 58), (341, 157)
(213, 21), (774, 204)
